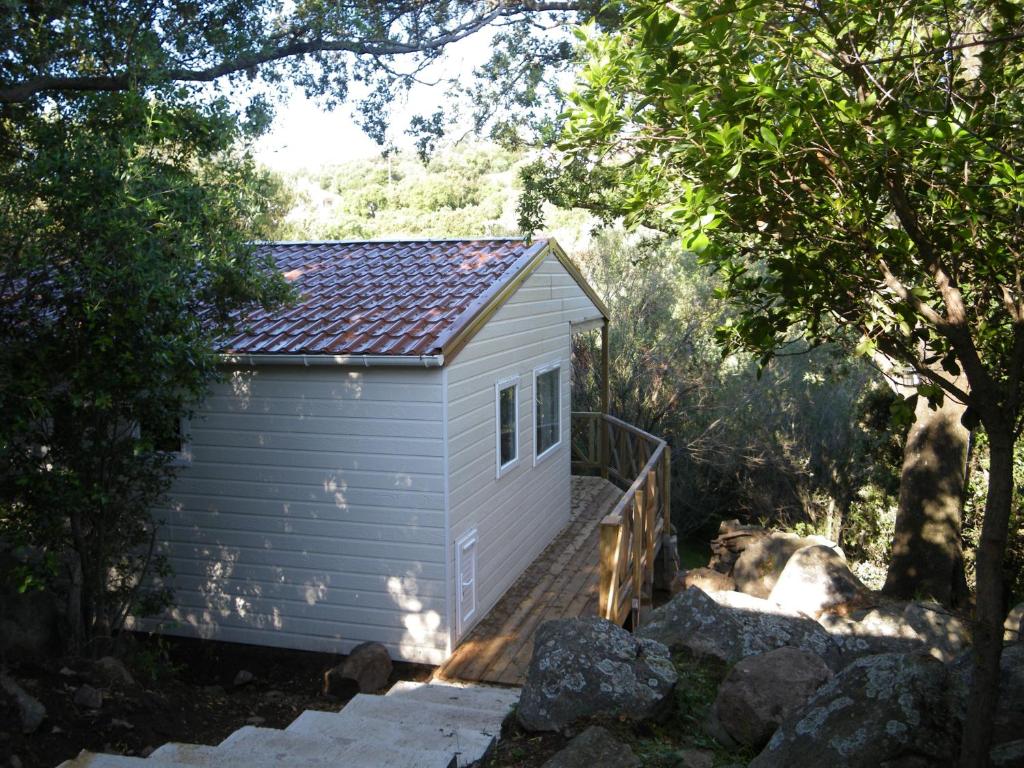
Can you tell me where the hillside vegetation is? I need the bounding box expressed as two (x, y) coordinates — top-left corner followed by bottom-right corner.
(270, 144), (988, 593)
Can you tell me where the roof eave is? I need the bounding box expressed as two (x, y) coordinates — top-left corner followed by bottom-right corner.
(219, 352), (445, 368)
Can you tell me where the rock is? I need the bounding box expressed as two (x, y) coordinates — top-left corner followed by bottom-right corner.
(327, 641), (393, 694)
(246, 715), (266, 726)
(74, 684), (103, 710)
(541, 725), (641, 768)
(708, 522), (770, 574)
(517, 617), (677, 733)
(675, 748), (714, 768)
(233, 670), (255, 687)
(636, 587), (745, 663)
(109, 718), (134, 730)
(0, 585), (62, 661)
(680, 567), (736, 594)
(93, 657), (135, 688)
(733, 533), (841, 599)
(991, 739), (1024, 767)
(769, 545), (867, 616)
(708, 646), (834, 750)
(0, 674), (46, 733)
(750, 653), (953, 768)
(818, 606), (926, 664)
(1004, 602), (1024, 642)
(638, 588), (843, 670)
(10, 756), (23, 768)
(902, 601), (970, 662)
(948, 642), (1024, 747)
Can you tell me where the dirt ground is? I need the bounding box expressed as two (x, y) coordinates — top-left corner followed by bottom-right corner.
(0, 635), (432, 768)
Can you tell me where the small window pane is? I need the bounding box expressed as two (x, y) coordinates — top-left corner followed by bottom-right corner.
(141, 415), (182, 454)
(499, 384), (517, 466)
(536, 368), (560, 456)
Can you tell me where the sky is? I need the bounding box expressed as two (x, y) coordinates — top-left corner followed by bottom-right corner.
(253, 32), (496, 172)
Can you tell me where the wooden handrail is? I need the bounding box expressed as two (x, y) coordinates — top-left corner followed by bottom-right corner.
(572, 412), (671, 627)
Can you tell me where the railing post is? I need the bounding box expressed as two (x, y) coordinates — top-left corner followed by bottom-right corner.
(662, 447), (672, 539)
(631, 491), (644, 628)
(599, 519), (619, 620)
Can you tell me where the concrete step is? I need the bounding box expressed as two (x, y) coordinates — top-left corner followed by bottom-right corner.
(149, 726), (455, 768)
(222, 726), (456, 768)
(287, 696), (499, 767)
(323, 692), (506, 737)
(387, 680), (520, 714)
(57, 752), (197, 768)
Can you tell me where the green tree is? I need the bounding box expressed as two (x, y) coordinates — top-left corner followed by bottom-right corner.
(0, 94), (291, 650)
(0, 1), (598, 144)
(527, 2), (1024, 764)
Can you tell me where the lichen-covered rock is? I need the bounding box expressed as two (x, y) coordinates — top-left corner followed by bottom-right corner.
(638, 588), (843, 671)
(541, 725), (641, 768)
(948, 642), (1024, 747)
(818, 607), (925, 664)
(769, 545), (867, 616)
(708, 647), (834, 750)
(517, 618), (677, 733)
(749, 653), (953, 768)
(733, 533), (841, 599)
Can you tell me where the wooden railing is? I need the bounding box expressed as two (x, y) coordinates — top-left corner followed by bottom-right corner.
(571, 412), (671, 627)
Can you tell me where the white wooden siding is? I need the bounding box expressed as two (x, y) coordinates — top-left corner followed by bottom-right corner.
(445, 251), (604, 643)
(144, 366), (449, 665)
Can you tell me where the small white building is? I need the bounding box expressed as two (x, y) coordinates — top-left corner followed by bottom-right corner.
(147, 238), (608, 665)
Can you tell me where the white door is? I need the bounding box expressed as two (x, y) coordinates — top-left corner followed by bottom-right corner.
(455, 530), (478, 638)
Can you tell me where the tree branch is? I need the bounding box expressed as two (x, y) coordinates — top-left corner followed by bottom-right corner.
(0, 1), (583, 104)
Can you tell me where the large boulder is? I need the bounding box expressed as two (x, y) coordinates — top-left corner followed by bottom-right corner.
(769, 545), (867, 616)
(517, 618), (677, 733)
(902, 601), (970, 662)
(732, 533), (840, 599)
(0, 674), (46, 733)
(541, 725), (641, 768)
(1004, 602), (1024, 642)
(750, 653), (954, 768)
(679, 567), (736, 594)
(0, 584), (62, 661)
(818, 608), (924, 664)
(707, 646), (833, 750)
(708, 521), (770, 574)
(948, 642), (1024, 748)
(638, 588), (843, 671)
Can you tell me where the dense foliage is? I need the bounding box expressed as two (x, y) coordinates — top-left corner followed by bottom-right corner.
(0, 94), (291, 649)
(527, 2), (1024, 762)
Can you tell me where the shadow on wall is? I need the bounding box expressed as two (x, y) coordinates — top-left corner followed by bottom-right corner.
(137, 366), (448, 664)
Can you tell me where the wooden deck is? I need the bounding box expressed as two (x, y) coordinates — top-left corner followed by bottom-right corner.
(436, 475), (622, 686)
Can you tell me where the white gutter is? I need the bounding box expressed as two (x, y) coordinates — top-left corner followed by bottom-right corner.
(220, 353), (445, 368)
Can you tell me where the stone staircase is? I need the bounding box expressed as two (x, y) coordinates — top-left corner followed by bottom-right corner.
(58, 679), (520, 768)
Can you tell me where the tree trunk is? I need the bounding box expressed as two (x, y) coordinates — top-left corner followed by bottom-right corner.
(958, 427), (1015, 768)
(883, 387), (971, 606)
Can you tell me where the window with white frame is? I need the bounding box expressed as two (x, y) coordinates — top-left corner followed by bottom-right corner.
(495, 376), (519, 477)
(534, 363), (561, 461)
(138, 414), (191, 466)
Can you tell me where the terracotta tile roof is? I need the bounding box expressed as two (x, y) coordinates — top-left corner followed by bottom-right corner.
(219, 239), (549, 358)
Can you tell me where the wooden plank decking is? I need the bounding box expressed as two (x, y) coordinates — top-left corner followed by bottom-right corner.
(436, 475), (622, 686)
